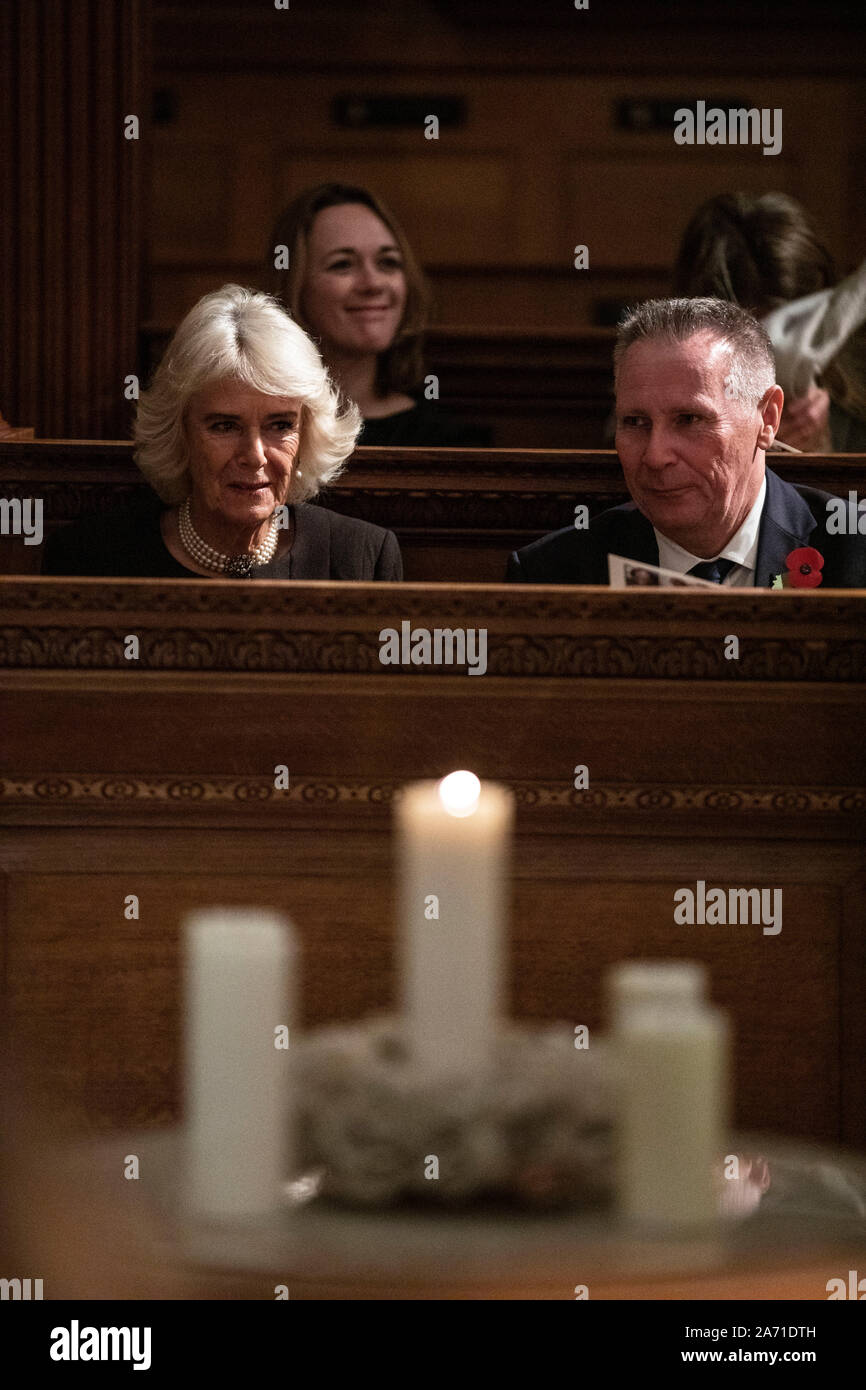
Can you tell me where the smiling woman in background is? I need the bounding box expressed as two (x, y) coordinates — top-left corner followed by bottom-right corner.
(41, 285), (402, 580)
(267, 182), (490, 446)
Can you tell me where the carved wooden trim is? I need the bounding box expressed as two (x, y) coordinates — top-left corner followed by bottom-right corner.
(4, 579), (863, 621)
(0, 477), (605, 534)
(2, 441), (864, 492)
(1, 774), (862, 816)
(0, 479), (144, 521)
(317, 488), (602, 533)
(0, 628), (863, 679)
(1, 583), (864, 680)
(1, 441), (862, 547)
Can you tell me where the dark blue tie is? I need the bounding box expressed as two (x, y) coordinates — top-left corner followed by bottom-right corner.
(687, 558), (736, 584)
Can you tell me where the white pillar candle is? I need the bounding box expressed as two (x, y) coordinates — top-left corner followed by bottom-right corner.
(608, 961), (729, 1228)
(397, 771), (513, 1080)
(184, 908), (295, 1219)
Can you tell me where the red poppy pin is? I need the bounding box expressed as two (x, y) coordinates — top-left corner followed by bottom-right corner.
(772, 546), (824, 589)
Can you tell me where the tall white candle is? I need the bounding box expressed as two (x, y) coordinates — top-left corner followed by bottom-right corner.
(184, 908), (295, 1219)
(397, 771), (513, 1079)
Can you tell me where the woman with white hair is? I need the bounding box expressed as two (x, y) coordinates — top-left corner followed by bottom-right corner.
(41, 285), (402, 579)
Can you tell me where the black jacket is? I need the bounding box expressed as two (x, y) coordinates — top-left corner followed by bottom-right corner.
(506, 468), (866, 589)
(359, 398), (491, 447)
(40, 491), (403, 581)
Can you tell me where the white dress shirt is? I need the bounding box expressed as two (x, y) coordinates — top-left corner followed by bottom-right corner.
(653, 475), (767, 587)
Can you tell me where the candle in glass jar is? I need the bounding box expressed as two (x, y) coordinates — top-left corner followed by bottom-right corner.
(397, 771), (513, 1079)
(184, 907), (295, 1219)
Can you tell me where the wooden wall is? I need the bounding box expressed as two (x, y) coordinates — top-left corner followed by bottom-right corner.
(5, 1), (864, 434)
(1, 580), (864, 1143)
(146, 1), (866, 330)
(0, 0), (150, 438)
(138, 325), (620, 447)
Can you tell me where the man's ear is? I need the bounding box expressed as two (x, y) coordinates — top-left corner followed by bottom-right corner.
(756, 384), (784, 450)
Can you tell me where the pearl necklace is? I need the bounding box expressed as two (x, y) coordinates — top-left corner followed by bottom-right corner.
(178, 497), (280, 577)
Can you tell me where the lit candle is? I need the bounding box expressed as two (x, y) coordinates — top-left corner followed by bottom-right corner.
(397, 771), (513, 1079)
(184, 908), (295, 1219)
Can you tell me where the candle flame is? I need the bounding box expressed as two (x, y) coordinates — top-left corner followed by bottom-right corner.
(438, 770), (481, 818)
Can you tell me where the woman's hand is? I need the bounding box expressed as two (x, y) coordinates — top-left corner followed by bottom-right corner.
(778, 384), (831, 452)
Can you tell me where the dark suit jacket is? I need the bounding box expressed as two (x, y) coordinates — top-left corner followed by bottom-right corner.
(40, 489), (403, 581)
(506, 468), (866, 589)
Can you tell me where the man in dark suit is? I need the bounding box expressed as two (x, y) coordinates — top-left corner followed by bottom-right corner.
(507, 298), (866, 588)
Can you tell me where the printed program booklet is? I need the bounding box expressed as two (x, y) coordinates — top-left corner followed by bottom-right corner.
(607, 554), (721, 589)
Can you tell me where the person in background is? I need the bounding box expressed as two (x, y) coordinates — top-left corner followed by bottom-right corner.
(673, 192), (866, 452)
(267, 182), (490, 447)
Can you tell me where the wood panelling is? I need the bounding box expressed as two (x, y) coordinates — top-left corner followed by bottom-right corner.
(153, 1), (866, 79)
(151, 145), (233, 254)
(277, 153), (517, 266)
(137, 322), (619, 444)
(147, 69), (865, 327)
(567, 157), (796, 270)
(0, 848), (854, 1142)
(1, 581), (864, 1139)
(147, 266), (670, 337)
(0, 1), (150, 437)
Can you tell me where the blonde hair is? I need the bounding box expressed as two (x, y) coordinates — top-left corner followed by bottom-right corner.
(135, 284), (361, 504)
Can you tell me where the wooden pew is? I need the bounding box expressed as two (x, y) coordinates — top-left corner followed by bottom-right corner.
(425, 325), (616, 448)
(2, 439), (866, 581)
(0, 410), (33, 441)
(140, 324), (619, 449)
(1, 579), (864, 1146)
